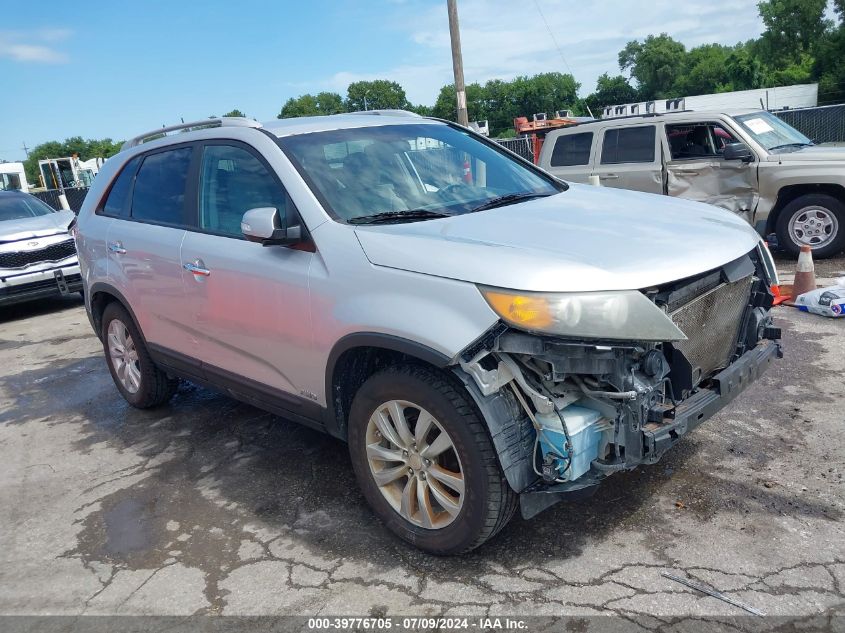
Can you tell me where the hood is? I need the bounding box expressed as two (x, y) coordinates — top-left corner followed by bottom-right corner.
(767, 145), (845, 162)
(0, 210), (75, 243)
(354, 184), (760, 292)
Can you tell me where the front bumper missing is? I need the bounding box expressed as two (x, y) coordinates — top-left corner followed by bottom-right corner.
(519, 339), (781, 520)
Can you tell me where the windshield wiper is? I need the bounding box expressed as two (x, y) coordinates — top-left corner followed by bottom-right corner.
(468, 191), (553, 213)
(768, 142), (813, 151)
(348, 209), (451, 225)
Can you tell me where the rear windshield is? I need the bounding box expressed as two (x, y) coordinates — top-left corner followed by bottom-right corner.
(0, 195), (56, 222)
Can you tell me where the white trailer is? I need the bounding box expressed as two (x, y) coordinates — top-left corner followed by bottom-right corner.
(602, 83), (819, 118)
(0, 162), (29, 193)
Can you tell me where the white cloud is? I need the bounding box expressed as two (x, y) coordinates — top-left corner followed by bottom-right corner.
(314, 0), (765, 104)
(0, 29), (70, 63)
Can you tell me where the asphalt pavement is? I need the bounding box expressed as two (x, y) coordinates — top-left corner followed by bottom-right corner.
(0, 254), (843, 629)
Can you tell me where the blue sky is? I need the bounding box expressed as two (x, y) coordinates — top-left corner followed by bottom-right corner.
(2, 0), (767, 162)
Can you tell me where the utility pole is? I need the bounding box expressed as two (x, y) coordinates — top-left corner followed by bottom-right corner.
(21, 142), (29, 158)
(447, 0), (468, 127)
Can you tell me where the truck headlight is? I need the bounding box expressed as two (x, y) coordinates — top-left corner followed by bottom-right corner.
(480, 286), (687, 342)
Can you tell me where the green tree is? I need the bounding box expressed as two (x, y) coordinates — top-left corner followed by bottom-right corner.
(724, 44), (765, 91)
(278, 91), (345, 118)
(814, 0), (845, 103)
(583, 73), (638, 114)
(223, 109), (246, 117)
(346, 80), (409, 111)
(406, 103), (433, 116)
(756, 0), (828, 68)
(431, 82), (486, 123)
(432, 73), (579, 137)
(24, 137), (122, 185)
(619, 34), (687, 98)
(673, 44), (734, 95)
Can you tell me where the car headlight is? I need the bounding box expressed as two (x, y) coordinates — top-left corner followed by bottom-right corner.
(480, 286), (687, 342)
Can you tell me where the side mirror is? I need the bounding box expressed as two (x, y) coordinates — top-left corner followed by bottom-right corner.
(722, 142), (754, 163)
(241, 207), (302, 246)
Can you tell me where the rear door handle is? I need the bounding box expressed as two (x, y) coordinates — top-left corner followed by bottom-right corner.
(599, 173), (619, 180)
(183, 260), (211, 277)
(107, 241), (126, 254)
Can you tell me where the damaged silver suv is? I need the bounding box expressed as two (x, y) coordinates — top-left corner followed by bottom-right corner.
(75, 113), (781, 554)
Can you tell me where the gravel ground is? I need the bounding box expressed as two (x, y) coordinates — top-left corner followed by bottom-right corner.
(0, 254), (843, 630)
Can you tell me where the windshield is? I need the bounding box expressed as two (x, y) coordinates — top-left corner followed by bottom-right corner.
(278, 122), (562, 222)
(733, 111), (812, 151)
(0, 194), (57, 222)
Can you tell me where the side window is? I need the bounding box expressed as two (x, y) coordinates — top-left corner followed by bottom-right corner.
(550, 132), (593, 167)
(198, 145), (287, 238)
(131, 147), (192, 225)
(666, 122), (739, 160)
(600, 126), (656, 164)
(100, 156), (141, 218)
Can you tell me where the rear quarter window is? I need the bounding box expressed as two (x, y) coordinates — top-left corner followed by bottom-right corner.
(600, 126), (656, 164)
(99, 156), (141, 218)
(550, 132), (593, 167)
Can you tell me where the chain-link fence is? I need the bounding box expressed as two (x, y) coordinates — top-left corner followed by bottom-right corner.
(493, 137), (534, 162)
(773, 104), (845, 144)
(30, 187), (89, 213)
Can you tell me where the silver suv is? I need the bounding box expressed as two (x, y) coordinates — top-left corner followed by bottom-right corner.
(538, 110), (845, 258)
(75, 113), (781, 554)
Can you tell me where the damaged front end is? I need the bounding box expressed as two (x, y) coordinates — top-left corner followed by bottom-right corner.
(454, 244), (782, 520)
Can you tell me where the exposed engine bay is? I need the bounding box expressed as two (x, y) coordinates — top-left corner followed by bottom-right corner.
(455, 245), (782, 519)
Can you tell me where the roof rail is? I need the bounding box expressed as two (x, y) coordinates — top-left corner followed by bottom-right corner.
(121, 117), (263, 151)
(347, 109), (422, 118)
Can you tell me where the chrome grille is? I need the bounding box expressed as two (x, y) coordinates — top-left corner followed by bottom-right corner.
(669, 275), (753, 383)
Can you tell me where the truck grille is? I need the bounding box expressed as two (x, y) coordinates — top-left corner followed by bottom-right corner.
(669, 275), (753, 383)
(0, 240), (76, 269)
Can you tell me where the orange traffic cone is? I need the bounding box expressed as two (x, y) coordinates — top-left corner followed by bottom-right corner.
(792, 245), (817, 299)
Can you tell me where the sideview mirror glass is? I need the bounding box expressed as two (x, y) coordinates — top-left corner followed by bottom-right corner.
(241, 207), (301, 246)
(722, 142), (754, 162)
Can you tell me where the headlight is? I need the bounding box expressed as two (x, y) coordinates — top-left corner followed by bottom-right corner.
(480, 286), (686, 341)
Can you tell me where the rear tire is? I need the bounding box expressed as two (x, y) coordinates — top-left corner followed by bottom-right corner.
(101, 302), (178, 408)
(348, 364), (517, 554)
(775, 193), (845, 259)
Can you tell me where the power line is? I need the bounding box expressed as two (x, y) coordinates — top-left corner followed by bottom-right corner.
(532, 0), (593, 117)
(533, 0), (575, 78)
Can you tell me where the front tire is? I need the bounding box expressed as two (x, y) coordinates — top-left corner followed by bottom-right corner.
(101, 302), (178, 408)
(776, 193), (845, 258)
(348, 364), (517, 554)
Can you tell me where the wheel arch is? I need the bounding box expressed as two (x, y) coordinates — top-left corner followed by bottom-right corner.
(766, 183), (845, 234)
(88, 282), (144, 343)
(324, 333), (452, 440)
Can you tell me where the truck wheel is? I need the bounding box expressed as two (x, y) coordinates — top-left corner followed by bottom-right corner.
(348, 364), (517, 554)
(776, 193), (845, 258)
(101, 302), (178, 408)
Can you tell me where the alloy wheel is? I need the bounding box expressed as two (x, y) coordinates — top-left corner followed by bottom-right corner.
(107, 319), (141, 394)
(365, 399), (465, 529)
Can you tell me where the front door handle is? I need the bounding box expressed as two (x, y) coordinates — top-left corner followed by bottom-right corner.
(677, 169), (700, 176)
(183, 260), (211, 277)
(107, 241), (126, 254)
(599, 173), (619, 180)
